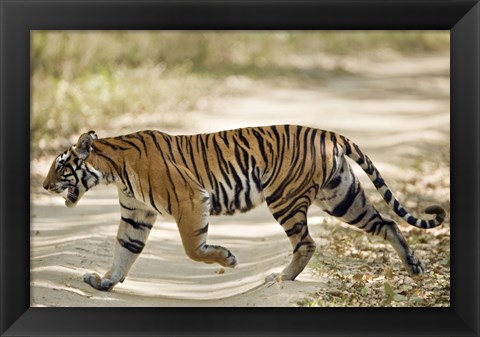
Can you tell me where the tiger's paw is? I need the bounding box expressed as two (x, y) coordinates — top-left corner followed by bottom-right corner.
(220, 250), (237, 268)
(265, 273), (281, 282)
(405, 254), (425, 276)
(83, 272), (116, 291)
(265, 272), (291, 283)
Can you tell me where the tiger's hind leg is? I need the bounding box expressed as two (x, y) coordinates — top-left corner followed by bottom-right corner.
(316, 159), (424, 276)
(84, 192), (157, 291)
(264, 188), (317, 282)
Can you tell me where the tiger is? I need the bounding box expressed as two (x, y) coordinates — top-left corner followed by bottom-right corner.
(43, 125), (446, 291)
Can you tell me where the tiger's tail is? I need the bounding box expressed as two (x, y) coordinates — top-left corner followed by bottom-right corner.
(338, 134), (446, 229)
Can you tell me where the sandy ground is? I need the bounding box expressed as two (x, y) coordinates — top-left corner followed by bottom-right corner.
(31, 54), (450, 307)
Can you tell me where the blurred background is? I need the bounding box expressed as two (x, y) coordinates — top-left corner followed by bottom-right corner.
(30, 31), (450, 307)
(31, 30), (450, 210)
(31, 31), (449, 153)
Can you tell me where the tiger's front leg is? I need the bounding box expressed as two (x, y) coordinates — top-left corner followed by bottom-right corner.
(174, 191), (237, 268)
(84, 194), (157, 291)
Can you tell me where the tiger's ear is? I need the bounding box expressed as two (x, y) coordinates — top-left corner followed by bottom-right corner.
(87, 130), (98, 140)
(74, 131), (97, 160)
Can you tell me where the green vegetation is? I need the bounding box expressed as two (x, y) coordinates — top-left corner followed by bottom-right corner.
(31, 31), (449, 153)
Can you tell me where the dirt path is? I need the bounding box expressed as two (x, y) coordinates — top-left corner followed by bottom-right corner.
(31, 188), (327, 306)
(31, 54), (449, 307)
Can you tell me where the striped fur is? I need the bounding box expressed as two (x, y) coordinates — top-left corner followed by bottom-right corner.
(43, 125), (446, 291)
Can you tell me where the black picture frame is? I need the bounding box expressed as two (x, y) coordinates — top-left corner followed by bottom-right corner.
(1, 0), (478, 336)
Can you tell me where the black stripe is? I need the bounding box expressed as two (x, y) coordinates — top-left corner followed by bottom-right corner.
(359, 189), (367, 207)
(97, 139), (129, 151)
(79, 173), (89, 190)
(366, 221), (385, 235)
(252, 129), (269, 164)
(92, 147), (127, 187)
(238, 129), (250, 148)
(194, 223), (209, 236)
(271, 195), (303, 222)
(212, 137), (232, 189)
(119, 202), (135, 211)
(384, 190), (392, 203)
(161, 133), (175, 160)
(121, 216), (153, 230)
(326, 176), (342, 189)
(348, 210), (367, 225)
(311, 127), (318, 154)
(126, 236), (145, 247)
(270, 125), (280, 143)
(233, 138), (248, 176)
(118, 138), (142, 156)
(147, 131), (181, 208)
(280, 203), (308, 225)
(187, 137), (202, 183)
(175, 136), (189, 167)
(364, 158), (374, 175)
(170, 162), (191, 187)
(302, 127), (311, 161)
(285, 221), (306, 237)
(233, 139), (252, 211)
(263, 128), (286, 188)
(219, 131), (229, 147)
(219, 182), (229, 213)
(293, 232), (313, 254)
(64, 163), (78, 182)
(330, 132), (338, 156)
(84, 165), (100, 181)
(165, 190), (172, 215)
(117, 237), (145, 254)
(122, 160), (135, 198)
(396, 207), (407, 217)
(353, 143), (365, 163)
(319, 131), (327, 187)
(372, 175), (385, 189)
(250, 156), (262, 192)
(210, 192), (222, 215)
(147, 174), (162, 215)
(407, 216), (417, 225)
(273, 197), (310, 225)
(324, 135), (340, 187)
(228, 162), (243, 210)
(287, 129), (304, 173)
(341, 135), (352, 155)
(198, 135), (213, 187)
(284, 125), (290, 145)
(210, 175), (221, 213)
(330, 181), (360, 218)
(234, 185), (242, 210)
(135, 132), (149, 156)
(358, 212), (380, 229)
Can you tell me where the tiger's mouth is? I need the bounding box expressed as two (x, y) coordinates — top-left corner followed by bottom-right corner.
(63, 186), (80, 208)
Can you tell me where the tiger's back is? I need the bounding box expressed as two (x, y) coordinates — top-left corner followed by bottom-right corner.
(147, 125), (339, 216)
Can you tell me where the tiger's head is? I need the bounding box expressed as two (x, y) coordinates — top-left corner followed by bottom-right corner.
(43, 131), (101, 208)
